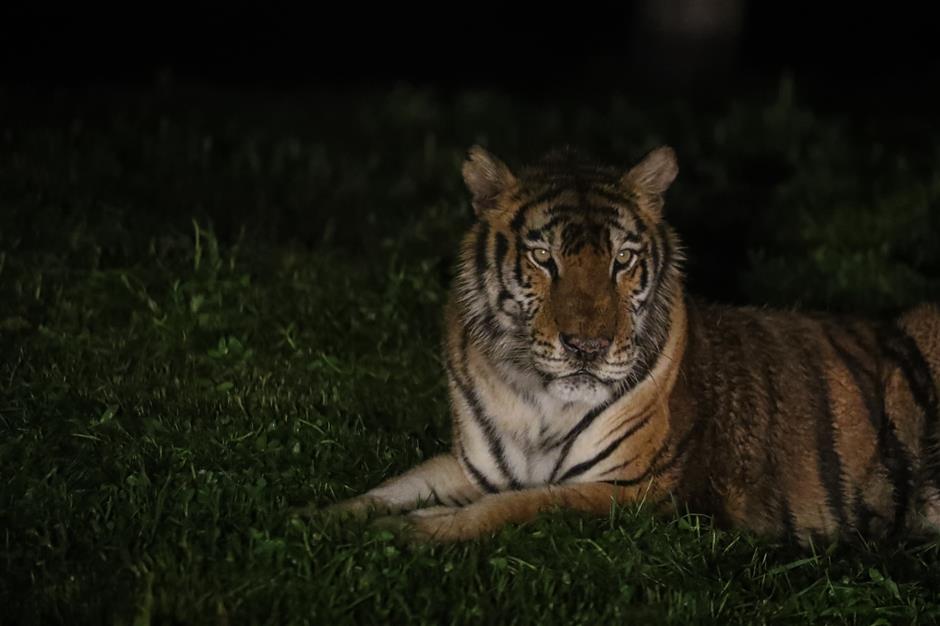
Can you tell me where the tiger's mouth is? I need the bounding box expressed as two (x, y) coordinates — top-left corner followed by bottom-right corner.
(559, 370), (602, 383)
(546, 369), (613, 404)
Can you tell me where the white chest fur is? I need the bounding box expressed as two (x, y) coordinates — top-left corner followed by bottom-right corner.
(451, 353), (617, 488)
(450, 301), (686, 492)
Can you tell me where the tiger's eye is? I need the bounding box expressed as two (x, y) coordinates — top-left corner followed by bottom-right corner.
(530, 248), (552, 264)
(615, 249), (636, 267)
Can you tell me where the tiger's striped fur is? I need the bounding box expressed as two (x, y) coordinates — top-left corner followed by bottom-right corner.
(329, 145), (940, 544)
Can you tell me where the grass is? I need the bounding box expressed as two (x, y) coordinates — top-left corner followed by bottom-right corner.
(2, 78), (940, 624)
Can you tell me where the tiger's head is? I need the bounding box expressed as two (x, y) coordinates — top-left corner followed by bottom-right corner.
(454, 146), (683, 405)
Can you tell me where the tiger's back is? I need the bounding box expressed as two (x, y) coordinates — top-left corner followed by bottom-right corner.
(673, 300), (940, 542)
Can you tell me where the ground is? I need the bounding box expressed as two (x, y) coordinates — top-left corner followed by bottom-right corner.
(2, 79), (940, 624)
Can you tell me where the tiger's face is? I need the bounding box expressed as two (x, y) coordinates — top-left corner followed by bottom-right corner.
(456, 146), (682, 405)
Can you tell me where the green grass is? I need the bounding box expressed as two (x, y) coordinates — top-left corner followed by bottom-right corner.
(2, 79), (940, 624)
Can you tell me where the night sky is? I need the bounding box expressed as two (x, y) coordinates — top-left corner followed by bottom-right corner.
(3, 4), (940, 112)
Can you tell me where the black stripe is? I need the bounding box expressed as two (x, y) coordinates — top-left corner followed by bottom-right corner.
(548, 400), (617, 478)
(459, 450), (499, 494)
(534, 213), (611, 251)
(546, 203), (584, 215)
(843, 322), (879, 356)
(510, 187), (567, 230)
(803, 332), (848, 529)
(601, 406), (705, 488)
(598, 436), (674, 488)
(879, 326), (938, 418)
(878, 323), (939, 518)
(748, 318), (796, 538)
(653, 223), (671, 278)
(556, 411), (654, 483)
(839, 324), (879, 376)
(465, 221), (503, 337)
(627, 289), (676, 387)
(492, 232), (515, 312)
(610, 404), (706, 484)
(448, 365), (518, 488)
(474, 221), (490, 282)
(586, 186), (639, 209)
(497, 290), (518, 319)
(513, 234), (528, 288)
(853, 487), (876, 537)
(648, 230), (661, 272)
(600, 364), (705, 487)
(530, 215), (567, 238)
(620, 231), (643, 245)
(599, 411), (638, 442)
(655, 404), (707, 473)
(494, 232), (508, 283)
(828, 325), (913, 534)
(825, 328), (881, 432)
(447, 329), (524, 490)
(540, 432), (566, 451)
(547, 203), (620, 216)
(859, 324), (918, 534)
(633, 260), (650, 294)
(544, 258), (559, 280)
(880, 416), (914, 535)
(530, 213), (617, 252)
(637, 223), (672, 312)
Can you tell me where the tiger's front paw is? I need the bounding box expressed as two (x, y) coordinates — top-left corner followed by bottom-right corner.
(373, 506), (475, 542)
(308, 495), (392, 521)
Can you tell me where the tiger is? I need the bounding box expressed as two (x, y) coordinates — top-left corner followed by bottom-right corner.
(325, 144), (940, 545)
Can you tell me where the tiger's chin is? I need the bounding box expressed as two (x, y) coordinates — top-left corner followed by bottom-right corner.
(545, 373), (613, 405)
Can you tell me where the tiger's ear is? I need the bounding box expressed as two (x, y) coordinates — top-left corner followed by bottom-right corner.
(462, 145), (516, 216)
(623, 146), (679, 197)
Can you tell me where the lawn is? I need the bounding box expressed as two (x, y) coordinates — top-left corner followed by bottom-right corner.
(2, 79), (940, 625)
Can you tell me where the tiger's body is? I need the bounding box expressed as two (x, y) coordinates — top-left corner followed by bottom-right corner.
(329, 145), (940, 544)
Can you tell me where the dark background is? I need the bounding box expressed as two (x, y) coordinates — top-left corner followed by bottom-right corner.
(3, 3), (940, 109)
(3, 3), (940, 311)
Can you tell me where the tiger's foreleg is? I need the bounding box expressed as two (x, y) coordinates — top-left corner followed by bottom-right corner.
(382, 481), (661, 541)
(324, 454), (483, 519)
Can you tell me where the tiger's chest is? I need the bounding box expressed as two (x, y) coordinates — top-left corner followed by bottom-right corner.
(452, 367), (629, 489)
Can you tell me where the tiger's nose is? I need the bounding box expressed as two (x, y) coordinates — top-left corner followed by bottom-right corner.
(560, 334), (611, 357)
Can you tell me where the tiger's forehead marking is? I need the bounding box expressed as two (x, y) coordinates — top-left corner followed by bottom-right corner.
(558, 215), (609, 255)
(511, 177), (646, 255)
